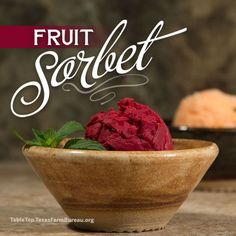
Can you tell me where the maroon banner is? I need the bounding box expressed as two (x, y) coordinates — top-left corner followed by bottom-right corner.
(0, 26), (101, 48)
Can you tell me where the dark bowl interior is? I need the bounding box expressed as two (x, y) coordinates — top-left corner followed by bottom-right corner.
(166, 120), (236, 180)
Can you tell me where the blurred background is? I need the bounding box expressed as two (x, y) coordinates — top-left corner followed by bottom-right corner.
(1, 0), (236, 160)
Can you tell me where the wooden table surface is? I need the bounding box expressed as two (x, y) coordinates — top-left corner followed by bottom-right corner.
(0, 162), (235, 236)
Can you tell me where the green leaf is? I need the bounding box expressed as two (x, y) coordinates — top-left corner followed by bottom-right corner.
(55, 121), (84, 143)
(32, 128), (46, 142)
(64, 138), (105, 150)
(25, 140), (42, 146)
(64, 138), (82, 148)
(14, 121), (86, 148)
(41, 129), (56, 147)
(12, 129), (27, 143)
(13, 129), (42, 146)
(44, 128), (56, 139)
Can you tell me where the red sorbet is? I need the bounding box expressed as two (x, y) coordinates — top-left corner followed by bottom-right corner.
(85, 98), (173, 151)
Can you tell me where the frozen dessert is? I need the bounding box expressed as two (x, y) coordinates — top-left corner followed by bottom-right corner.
(173, 89), (236, 128)
(85, 98), (173, 151)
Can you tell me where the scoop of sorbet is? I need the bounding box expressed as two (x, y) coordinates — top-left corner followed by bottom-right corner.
(85, 98), (173, 151)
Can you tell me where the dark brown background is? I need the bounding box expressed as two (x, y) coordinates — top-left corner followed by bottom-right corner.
(1, 0), (236, 160)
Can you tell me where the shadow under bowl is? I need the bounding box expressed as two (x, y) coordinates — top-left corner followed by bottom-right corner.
(22, 139), (218, 233)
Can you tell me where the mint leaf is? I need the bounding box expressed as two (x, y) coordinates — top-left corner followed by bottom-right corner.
(32, 128), (57, 147)
(14, 121), (85, 148)
(55, 121), (84, 143)
(13, 129), (42, 146)
(43, 128), (56, 147)
(32, 128), (46, 142)
(64, 138), (105, 150)
(25, 140), (43, 146)
(64, 138), (81, 148)
(12, 129), (27, 143)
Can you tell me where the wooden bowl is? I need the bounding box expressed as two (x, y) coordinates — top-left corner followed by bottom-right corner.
(22, 139), (218, 232)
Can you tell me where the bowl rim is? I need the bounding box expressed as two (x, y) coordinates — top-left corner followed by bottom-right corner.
(22, 138), (219, 160)
(164, 119), (236, 132)
(170, 126), (236, 133)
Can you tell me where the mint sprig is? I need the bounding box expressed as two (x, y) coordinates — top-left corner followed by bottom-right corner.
(13, 121), (84, 148)
(55, 121), (84, 143)
(64, 138), (105, 150)
(14, 121), (106, 151)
